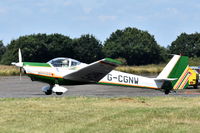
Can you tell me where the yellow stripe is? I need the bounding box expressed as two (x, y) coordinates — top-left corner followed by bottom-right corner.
(173, 66), (189, 89)
(178, 73), (191, 89)
(174, 71), (188, 89)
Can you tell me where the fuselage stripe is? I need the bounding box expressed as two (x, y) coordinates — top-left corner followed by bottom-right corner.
(98, 81), (160, 90)
(26, 73), (63, 78)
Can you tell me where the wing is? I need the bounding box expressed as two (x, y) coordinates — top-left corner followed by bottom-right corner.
(64, 58), (121, 82)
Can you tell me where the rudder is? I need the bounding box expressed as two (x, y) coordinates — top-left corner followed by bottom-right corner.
(168, 56), (190, 90)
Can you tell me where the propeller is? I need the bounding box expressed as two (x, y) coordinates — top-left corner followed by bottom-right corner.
(11, 49), (23, 80)
(18, 49), (22, 80)
(19, 48), (22, 64)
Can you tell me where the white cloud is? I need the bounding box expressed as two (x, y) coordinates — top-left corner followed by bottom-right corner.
(98, 15), (117, 22)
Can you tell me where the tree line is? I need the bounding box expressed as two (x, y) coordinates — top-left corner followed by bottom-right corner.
(0, 27), (200, 65)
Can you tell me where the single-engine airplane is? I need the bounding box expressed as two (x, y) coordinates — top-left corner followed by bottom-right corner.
(12, 49), (190, 95)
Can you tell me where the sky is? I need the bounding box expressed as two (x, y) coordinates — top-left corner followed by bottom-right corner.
(0, 0), (200, 47)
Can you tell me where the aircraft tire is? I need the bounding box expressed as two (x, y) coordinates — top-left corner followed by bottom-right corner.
(45, 90), (52, 95)
(193, 85), (198, 89)
(164, 89), (170, 95)
(56, 92), (63, 95)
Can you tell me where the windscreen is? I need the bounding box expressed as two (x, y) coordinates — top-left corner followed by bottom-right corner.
(48, 58), (70, 67)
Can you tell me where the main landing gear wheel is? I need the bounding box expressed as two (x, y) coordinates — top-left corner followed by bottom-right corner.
(45, 90), (53, 95)
(164, 89), (170, 95)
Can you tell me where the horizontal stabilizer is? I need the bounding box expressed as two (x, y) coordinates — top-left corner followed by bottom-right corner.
(153, 78), (177, 81)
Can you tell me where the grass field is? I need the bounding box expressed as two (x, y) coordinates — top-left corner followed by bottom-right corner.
(116, 64), (165, 74)
(0, 97), (200, 133)
(0, 65), (19, 76)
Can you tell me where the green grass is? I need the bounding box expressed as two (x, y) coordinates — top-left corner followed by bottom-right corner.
(1, 97), (200, 133)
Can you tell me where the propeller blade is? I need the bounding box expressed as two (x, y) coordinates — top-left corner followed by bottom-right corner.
(18, 49), (23, 80)
(19, 48), (22, 63)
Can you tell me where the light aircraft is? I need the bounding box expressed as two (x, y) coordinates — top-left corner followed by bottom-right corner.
(12, 49), (190, 95)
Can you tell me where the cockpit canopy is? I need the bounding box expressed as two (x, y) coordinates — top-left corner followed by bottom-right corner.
(48, 58), (81, 67)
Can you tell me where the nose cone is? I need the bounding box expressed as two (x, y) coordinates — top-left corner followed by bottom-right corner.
(11, 62), (23, 67)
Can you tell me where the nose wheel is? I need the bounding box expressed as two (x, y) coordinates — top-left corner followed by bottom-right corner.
(56, 92), (63, 95)
(42, 84), (68, 95)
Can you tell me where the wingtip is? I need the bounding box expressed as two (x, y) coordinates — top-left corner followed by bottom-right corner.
(104, 58), (122, 65)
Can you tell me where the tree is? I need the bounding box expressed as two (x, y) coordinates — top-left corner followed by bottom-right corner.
(169, 33), (200, 57)
(43, 33), (74, 59)
(72, 34), (104, 63)
(0, 34), (73, 64)
(103, 27), (166, 65)
(0, 33), (103, 65)
(0, 40), (5, 62)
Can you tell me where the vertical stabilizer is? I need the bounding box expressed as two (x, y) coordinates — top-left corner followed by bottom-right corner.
(157, 55), (189, 90)
(157, 55), (180, 79)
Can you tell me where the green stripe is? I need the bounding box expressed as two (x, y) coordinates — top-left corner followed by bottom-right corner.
(105, 58), (122, 65)
(23, 62), (51, 67)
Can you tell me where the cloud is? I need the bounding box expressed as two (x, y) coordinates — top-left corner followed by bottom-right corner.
(98, 15), (117, 22)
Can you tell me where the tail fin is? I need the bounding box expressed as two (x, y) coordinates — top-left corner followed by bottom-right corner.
(157, 55), (190, 90)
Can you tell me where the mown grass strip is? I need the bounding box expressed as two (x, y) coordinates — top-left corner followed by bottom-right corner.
(0, 97), (200, 133)
(0, 65), (20, 76)
(116, 64), (165, 75)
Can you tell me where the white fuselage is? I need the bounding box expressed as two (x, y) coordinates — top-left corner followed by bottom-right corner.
(23, 63), (162, 89)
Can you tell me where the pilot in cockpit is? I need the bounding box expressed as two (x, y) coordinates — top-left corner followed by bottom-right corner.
(62, 59), (69, 67)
